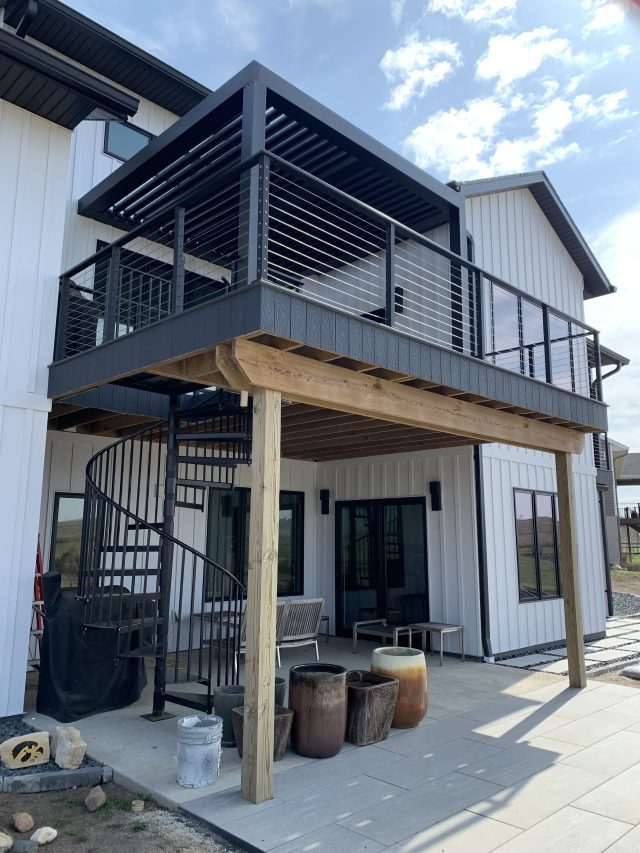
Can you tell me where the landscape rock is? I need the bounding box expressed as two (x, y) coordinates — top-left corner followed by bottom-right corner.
(620, 664), (640, 680)
(29, 828), (57, 846)
(84, 784), (107, 812)
(0, 829), (13, 852)
(52, 725), (86, 770)
(13, 842), (38, 853)
(0, 732), (49, 769)
(11, 814), (34, 833)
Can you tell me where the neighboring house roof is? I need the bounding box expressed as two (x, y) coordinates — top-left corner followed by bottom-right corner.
(451, 172), (614, 300)
(1, 0), (211, 115)
(0, 26), (138, 128)
(600, 344), (630, 369)
(617, 452), (640, 486)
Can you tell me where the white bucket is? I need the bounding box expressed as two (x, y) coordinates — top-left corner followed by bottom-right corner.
(176, 714), (223, 788)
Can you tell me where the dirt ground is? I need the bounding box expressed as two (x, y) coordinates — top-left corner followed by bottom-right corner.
(0, 783), (239, 853)
(611, 567), (640, 596)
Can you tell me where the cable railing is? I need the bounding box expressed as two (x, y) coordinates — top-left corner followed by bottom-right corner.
(54, 151), (604, 404)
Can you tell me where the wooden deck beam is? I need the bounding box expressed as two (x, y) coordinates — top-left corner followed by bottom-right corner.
(220, 339), (585, 455)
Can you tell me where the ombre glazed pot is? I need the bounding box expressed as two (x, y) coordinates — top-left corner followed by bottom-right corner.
(371, 647), (427, 728)
(289, 664), (347, 758)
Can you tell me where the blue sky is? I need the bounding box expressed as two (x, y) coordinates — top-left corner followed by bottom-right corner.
(69, 0), (640, 467)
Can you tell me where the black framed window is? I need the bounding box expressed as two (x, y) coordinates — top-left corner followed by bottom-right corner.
(514, 488), (561, 602)
(206, 488), (304, 597)
(104, 121), (153, 162)
(49, 492), (84, 589)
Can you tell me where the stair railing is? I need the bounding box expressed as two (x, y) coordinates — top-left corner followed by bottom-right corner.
(78, 418), (245, 716)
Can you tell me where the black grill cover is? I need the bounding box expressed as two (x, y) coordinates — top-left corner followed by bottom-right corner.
(36, 573), (147, 722)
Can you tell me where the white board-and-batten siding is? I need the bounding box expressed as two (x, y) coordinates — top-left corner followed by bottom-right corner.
(317, 446), (482, 658)
(466, 188), (606, 654)
(0, 102), (71, 716)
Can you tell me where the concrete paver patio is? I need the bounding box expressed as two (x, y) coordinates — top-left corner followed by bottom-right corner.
(25, 637), (640, 852)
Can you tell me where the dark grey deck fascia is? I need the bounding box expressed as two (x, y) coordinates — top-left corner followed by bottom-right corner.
(48, 283), (608, 434)
(63, 385), (170, 419)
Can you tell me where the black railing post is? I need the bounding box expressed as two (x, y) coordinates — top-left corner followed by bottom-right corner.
(542, 304), (553, 385)
(54, 277), (70, 360)
(474, 271), (485, 359)
(238, 80), (267, 288)
(385, 221), (395, 326)
(593, 331), (604, 402)
(257, 154), (270, 281)
(152, 396), (179, 718)
(103, 245), (120, 343)
(172, 205), (185, 313)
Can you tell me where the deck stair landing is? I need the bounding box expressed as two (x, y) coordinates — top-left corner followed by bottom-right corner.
(77, 389), (251, 716)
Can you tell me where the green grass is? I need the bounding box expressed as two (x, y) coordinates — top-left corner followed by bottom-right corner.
(132, 820), (148, 832)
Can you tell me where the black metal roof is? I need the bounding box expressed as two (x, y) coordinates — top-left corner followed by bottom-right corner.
(0, 26), (138, 128)
(600, 344), (630, 368)
(1, 0), (211, 115)
(452, 172), (614, 300)
(77, 61), (462, 241)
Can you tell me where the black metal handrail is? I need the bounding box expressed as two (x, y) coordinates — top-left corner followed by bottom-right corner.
(79, 418), (246, 714)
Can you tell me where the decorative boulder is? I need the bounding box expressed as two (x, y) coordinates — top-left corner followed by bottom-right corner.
(11, 814), (34, 834)
(0, 732), (49, 769)
(84, 785), (107, 812)
(30, 828), (57, 846)
(0, 829), (13, 853)
(52, 725), (86, 770)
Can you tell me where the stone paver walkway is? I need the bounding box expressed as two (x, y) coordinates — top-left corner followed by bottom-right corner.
(495, 615), (640, 677)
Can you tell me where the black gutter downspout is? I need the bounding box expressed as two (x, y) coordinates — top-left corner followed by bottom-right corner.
(474, 444), (493, 660)
(463, 222), (493, 660)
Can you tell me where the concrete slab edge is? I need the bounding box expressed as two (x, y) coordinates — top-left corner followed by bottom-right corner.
(179, 804), (265, 853)
(1, 764), (104, 793)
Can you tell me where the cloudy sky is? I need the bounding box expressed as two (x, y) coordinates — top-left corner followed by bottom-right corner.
(68, 0), (639, 468)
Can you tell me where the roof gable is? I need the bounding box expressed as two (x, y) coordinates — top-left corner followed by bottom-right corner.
(452, 172), (614, 299)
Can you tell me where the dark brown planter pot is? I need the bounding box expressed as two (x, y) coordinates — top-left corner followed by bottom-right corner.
(289, 664), (347, 758)
(345, 670), (399, 745)
(231, 704), (293, 762)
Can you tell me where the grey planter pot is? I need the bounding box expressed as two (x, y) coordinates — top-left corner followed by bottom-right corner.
(214, 678), (286, 747)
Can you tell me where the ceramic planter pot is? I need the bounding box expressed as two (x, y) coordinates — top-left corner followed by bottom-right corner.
(214, 677), (286, 747)
(371, 647), (427, 728)
(231, 704), (293, 762)
(345, 670), (399, 745)
(289, 664), (347, 758)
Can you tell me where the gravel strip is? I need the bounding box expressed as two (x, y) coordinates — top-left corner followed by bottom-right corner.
(612, 591), (640, 618)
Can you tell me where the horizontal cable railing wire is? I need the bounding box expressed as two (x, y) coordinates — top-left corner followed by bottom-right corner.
(55, 147), (603, 404)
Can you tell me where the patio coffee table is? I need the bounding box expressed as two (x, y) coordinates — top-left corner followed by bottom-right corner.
(352, 619), (412, 653)
(409, 622), (465, 666)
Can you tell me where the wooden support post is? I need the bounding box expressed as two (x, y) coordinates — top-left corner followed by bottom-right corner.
(554, 450), (587, 688)
(242, 386), (281, 803)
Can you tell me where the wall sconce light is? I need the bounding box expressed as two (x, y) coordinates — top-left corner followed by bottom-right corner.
(429, 481), (442, 512)
(320, 489), (330, 515)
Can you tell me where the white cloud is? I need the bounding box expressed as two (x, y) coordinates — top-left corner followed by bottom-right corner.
(390, 0), (405, 26)
(380, 34), (462, 110)
(476, 27), (572, 89)
(404, 97), (507, 178)
(585, 206), (640, 449)
(402, 86), (634, 180)
(428, 0), (518, 28)
(582, 0), (626, 33)
(216, 0), (261, 52)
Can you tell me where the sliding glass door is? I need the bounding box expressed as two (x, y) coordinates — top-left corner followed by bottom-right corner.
(336, 498), (428, 635)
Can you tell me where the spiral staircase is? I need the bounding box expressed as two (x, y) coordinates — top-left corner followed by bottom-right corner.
(77, 389), (251, 718)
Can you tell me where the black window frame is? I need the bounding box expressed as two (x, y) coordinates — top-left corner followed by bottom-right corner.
(514, 488), (562, 603)
(49, 491), (85, 589)
(103, 120), (154, 162)
(206, 487), (305, 599)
